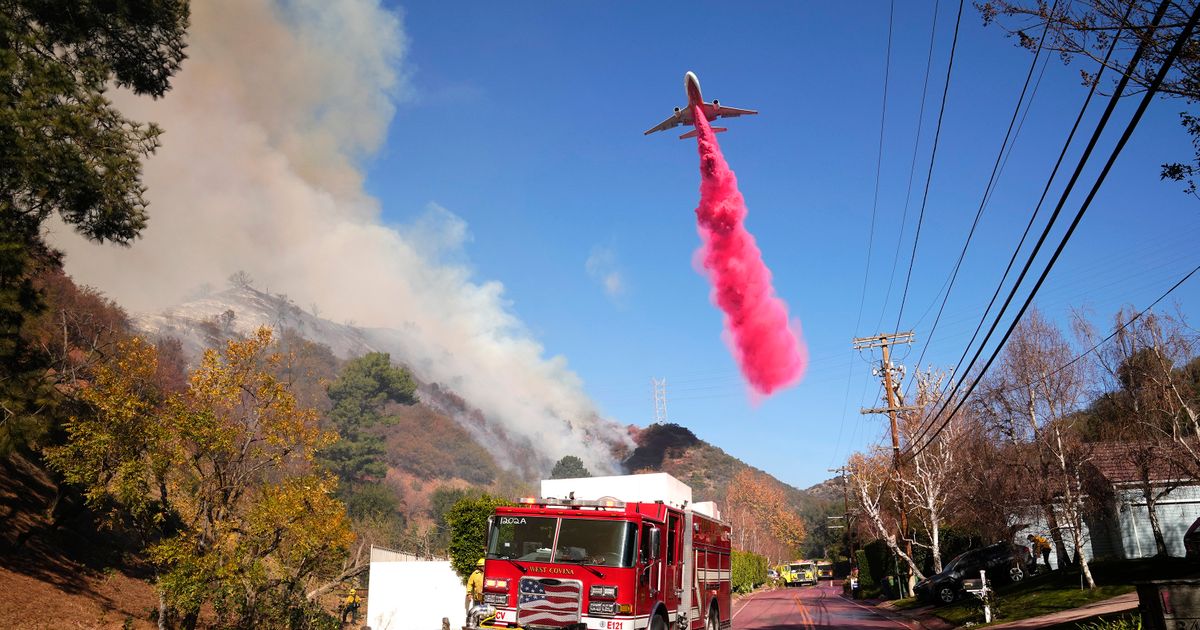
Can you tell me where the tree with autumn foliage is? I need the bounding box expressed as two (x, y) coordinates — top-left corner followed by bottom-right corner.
(46, 337), (170, 537)
(49, 328), (353, 629)
(725, 469), (806, 563)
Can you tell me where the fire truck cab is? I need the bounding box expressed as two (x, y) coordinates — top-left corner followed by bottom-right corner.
(469, 473), (731, 630)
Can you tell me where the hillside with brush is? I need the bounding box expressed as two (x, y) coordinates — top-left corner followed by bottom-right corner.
(624, 423), (826, 515)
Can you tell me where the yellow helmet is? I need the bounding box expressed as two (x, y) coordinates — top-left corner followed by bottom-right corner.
(476, 558), (486, 567)
(349, 588), (356, 594)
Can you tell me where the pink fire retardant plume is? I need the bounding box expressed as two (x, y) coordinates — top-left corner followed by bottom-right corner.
(691, 107), (807, 396)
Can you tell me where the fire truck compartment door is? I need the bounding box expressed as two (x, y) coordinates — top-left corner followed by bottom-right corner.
(682, 512), (695, 625)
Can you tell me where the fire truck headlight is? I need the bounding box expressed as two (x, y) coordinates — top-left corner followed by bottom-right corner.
(484, 578), (510, 592)
(483, 592), (508, 606)
(589, 585), (618, 600)
(588, 601), (617, 616)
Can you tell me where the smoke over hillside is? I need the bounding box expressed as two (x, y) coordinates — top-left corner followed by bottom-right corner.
(48, 0), (627, 474)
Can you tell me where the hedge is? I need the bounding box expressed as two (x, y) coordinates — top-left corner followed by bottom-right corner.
(856, 549), (875, 588)
(445, 493), (513, 582)
(731, 550), (769, 594)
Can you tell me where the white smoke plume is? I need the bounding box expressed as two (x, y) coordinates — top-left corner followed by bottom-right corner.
(49, 0), (627, 475)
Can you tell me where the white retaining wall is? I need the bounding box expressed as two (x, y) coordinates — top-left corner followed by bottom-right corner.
(365, 548), (463, 630)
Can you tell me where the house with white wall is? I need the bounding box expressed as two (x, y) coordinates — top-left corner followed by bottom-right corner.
(1084, 442), (1200, 560)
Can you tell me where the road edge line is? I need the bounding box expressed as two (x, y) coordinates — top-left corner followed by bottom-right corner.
(731, 587), (772, 621)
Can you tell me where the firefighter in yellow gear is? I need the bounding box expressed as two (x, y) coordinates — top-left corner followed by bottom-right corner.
(1028, 534), (1052, 570)
(466, 558), (485, 610)
(341, 587), (361, 625)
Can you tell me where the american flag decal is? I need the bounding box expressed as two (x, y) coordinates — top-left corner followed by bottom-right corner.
(516, 577), (582, 628)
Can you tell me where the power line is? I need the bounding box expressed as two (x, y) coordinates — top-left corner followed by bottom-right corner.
(906, 0), (1200, 461)
(859, 0), (896, 329)
(904, 1), (1057, 392)
(904, 0), (1150, 451)
(876, 0), (941, 331)
(840, 377), (880, 466)
(859, 0), (897, 328)
(835, 0), (896, 470)
(999, 263), (1200, 397)
(899, 249), (1200, 348)
(895, 0), (965, 331)
(911, 260), (1200, 459)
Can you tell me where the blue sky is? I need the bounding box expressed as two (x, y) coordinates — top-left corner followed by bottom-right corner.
(364, 1), (1200, 490)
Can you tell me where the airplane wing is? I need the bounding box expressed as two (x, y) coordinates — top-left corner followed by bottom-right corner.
(713, 105), (757, 118)
(644, 110), (691, 135)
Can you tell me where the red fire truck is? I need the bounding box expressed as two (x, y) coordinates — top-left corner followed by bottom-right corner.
(469, 473), (731, 630)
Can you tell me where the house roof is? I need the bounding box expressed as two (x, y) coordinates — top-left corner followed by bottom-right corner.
(1088, 441), (1195, 485)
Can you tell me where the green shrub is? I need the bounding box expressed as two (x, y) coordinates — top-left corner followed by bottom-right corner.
(862, 540), (891, 589)
(445, 494), (513, 582)
(732, 550), (768, 593)
(856, 549), (874, 588)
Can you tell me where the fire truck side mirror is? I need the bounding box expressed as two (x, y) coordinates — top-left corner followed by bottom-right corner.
(648, 527), (661, 560)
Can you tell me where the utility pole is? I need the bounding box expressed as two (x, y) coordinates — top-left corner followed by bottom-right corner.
(652, 378), (668, 424)
(854, 331), (918, 597)
(829, 466), (854, 570)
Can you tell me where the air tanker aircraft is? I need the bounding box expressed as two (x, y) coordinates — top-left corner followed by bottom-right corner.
(644, 71), (758, 139)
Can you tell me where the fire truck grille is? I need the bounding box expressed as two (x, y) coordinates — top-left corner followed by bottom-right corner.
(516, 577), (582, 628)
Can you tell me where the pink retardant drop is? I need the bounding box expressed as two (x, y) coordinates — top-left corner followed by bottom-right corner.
(691, 107), (807, 396)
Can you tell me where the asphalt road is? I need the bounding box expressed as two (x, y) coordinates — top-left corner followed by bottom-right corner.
(732, 582), (915, 630)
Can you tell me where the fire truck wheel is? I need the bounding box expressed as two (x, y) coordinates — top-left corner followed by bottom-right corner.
(706, 605), (720, 630)
(649, 612), (667, 630)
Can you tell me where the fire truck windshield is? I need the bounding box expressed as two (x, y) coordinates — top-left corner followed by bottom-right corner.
(555, 519), (637, 567)
(487, 517), (637, 568)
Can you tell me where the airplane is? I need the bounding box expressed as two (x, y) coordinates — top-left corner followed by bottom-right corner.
(644, 71), (758, 139)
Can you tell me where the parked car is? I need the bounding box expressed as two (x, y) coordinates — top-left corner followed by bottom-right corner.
(1185, 516), (1200, 560)
(915, 542), (1029, 605)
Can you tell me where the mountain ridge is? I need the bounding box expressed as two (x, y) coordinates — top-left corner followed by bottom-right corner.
(134, 284), (629, 478)
(134, 287), (825, 513)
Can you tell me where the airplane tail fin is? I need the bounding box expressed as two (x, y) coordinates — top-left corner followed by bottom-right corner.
(679, 127), (727, 140)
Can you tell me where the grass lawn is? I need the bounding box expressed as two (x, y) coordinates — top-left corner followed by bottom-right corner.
(935, 580), (1133, 626)
(889, 596), (924, 610)
(923, 558), (1196, 627)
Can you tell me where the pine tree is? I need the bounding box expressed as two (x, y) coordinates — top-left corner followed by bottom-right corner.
(320, 352), (416, 484)
(0, 0), (189, 452)
(550, 455), (591, 479)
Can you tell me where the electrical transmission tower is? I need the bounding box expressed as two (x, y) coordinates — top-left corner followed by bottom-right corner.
(652, 378), (668, 424)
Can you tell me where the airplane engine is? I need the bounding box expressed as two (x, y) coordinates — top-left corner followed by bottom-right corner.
(674, 107), (681, 114)
(712, 99), (720, 107)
